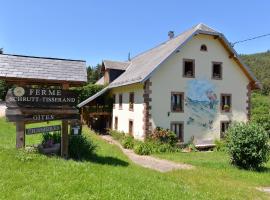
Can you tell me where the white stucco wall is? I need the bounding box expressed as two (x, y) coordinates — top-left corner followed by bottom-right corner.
(111, 83), (145, 140)
(150, 34), (250, 142)
(0, 101), (6, 117)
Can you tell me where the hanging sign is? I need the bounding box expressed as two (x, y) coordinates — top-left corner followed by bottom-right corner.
(25, 125), (61, 135)
(5, 87), (78, 108)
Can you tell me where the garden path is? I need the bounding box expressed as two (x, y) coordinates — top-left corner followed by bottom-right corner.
(100, 135), (194, 172)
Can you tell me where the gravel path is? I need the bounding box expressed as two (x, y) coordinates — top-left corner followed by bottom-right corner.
(100, 135), (194, 172)
(256, 187), (270, 194)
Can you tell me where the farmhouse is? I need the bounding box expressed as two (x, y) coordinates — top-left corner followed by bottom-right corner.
(78, 23), (260, 143)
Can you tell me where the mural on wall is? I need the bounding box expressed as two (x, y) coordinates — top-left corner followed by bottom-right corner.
(186, 79), (218, 130)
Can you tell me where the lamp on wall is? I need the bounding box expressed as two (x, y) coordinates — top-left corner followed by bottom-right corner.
(167, 112), (170, 117)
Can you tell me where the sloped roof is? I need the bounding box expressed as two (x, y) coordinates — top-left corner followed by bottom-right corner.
(0, 54), (87, 84)
(108, 23), (259, 88)
(78, 23), (260, 107)
(95, 76), (105, 85)
(103, 60), (130, 70)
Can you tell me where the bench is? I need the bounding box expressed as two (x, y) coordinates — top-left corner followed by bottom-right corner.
(194, 138), (215, 149)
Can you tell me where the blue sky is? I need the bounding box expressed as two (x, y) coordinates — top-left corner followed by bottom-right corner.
(0, 0), (269, 66)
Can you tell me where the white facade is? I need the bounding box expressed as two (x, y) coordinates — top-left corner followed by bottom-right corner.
(111, 34), (250, 143)
(111, 84), (145, 140)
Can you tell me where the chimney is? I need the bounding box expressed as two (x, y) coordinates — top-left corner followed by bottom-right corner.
(168, 31), (174, 39)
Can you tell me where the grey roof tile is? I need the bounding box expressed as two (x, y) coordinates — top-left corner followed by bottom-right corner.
(0, 54), (87, 83)
(103, 60), (130, 70)
(108, 23), (258, 88)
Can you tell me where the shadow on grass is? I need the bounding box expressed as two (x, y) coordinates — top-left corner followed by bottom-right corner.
(88, 154), (129, 167)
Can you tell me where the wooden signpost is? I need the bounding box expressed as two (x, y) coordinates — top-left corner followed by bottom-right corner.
(5, 86), (79, 158)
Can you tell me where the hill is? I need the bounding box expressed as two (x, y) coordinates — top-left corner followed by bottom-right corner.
(240, 51), (270, 94)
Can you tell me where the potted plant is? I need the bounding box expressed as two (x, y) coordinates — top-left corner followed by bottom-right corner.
(38, 132), (61, 155)
(223, 104), (230, 112)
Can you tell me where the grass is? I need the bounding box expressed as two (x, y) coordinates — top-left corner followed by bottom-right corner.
(0, 118), (269, 199)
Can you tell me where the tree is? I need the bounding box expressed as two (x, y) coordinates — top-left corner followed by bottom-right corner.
(0, 80), (7, 101)
(87, 64), (103, 83)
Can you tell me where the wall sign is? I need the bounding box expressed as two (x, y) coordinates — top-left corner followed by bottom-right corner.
(25, 125), (61, 135)
(6, 87), (78, 108)
(6, 114), (80, 122)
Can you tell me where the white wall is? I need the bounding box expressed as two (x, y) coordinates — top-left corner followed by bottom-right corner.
(111, 83), (145, 140)
(0, 101), (6, 117)
(150, 34), (249, 142)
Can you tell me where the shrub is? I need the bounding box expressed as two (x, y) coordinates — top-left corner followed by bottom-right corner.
(121, 136), (134, 149)
(72, 83), (104, 103)
(69, 135), (96, 160)
(150, 127), (178, 146)
(214, 139), (227, 152)
(252, 114), (270, 136)
(226, 122), (270, 170)
(155, 143), (176, 153)
(134, 141), (152, 155)
(0, 80), (8, 100)
(109, 130), (125, 141)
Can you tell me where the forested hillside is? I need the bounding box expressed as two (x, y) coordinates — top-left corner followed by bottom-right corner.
(240, 51), (270, 134)
(241, 51), (270, 94)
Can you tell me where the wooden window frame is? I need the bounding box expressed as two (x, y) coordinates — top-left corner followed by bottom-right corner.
(183, 59), (195, 78)
(171, 92), (184, 113)
(119, 93), (123, 110)
(170, 121), (184, 142)
(128, 119), (134, 136)
(129, 92), (134, 111)
(200, 44), (208, 52)
(212, 62), (223, 80)
(220, 120), (231, 139)
(114, 116), (118, 130)
(220, 93), (232, 113)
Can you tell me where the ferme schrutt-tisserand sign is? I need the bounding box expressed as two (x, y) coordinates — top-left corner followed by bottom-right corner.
(6, 87), (78, 107)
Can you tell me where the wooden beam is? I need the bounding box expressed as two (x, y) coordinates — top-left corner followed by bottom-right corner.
(61, 83), (69, 159)
(16, 122), (25, 149)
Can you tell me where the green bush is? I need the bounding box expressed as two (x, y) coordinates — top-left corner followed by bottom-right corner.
(226, 122), (270, 170)
(134, 141), (152, 155)
(72, 83), (104, 103)
(69, 135), (96, 160)
(252, 114), (270, 135)
(155, 142), (176, 153)
(121, 136), (134, 149)
(0, 80), (8, 100)
(150, 127), (178, 146)
(108, 129), (125, 141)
(214, 139), (227, 152)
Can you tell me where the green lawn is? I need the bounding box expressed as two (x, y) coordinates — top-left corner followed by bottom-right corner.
(0, 118), (269, 199)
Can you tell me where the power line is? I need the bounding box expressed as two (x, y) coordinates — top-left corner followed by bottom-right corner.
(231, 33), (270, 47)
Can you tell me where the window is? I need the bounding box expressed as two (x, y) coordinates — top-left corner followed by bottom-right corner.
(221, 94), (231, 112)
(114, 117), (118, 130)
(113, 94), (116, 108)
(200, 44), (207, 51)
(171, 122), (184, 142)
(220, 121), (231, 138)
(119, 94), (123, 109)
(129, 120), (133, 136)
(183, 59), (195, 78)
(212, 62), (222, 79)
(129, 92), (134, 111)
(171, 92), (184, 112)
